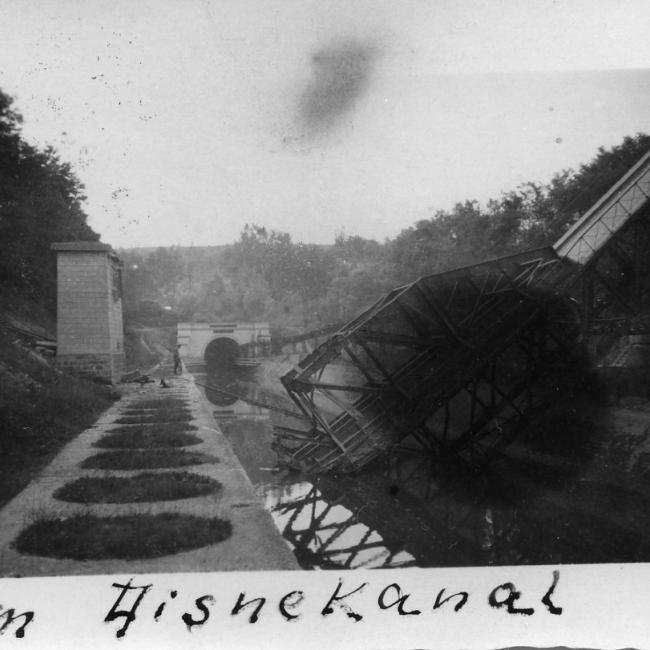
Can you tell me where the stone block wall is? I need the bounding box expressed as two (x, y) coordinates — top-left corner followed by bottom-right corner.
(52, 243), (125, 383)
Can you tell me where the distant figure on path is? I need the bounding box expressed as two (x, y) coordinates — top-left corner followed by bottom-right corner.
(173, 345), (182, 374)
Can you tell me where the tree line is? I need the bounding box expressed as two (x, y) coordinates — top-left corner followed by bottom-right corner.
(121, 133), (650, 334)
(0, 88), (100, 312)
(2, 84), (646, 333)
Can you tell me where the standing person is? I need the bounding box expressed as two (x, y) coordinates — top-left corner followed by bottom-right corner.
(173, 345), (182, 375)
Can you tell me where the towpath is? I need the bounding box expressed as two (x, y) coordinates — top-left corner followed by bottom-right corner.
(0, 362), (298, 577)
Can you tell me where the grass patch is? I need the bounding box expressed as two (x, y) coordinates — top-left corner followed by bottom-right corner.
(107, 422), (198, 435)
(125, 402), (189, 408)
(123, 324), (175, 372)
(82, 449), (218, 470)
(94, 429), (203, 449)
(122, 409), (192, 419)
(0, 330), (118, 507)
(127, 399), (188, 409)
(14, 512), (232, 560)
(54, 472), (222, 503)
(115, 412), (193, 425)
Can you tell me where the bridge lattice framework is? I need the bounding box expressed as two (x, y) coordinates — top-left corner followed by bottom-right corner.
(275, 152), (650, 474)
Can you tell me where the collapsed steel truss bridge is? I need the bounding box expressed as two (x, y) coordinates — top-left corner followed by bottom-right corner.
(274, 151), (650, 474)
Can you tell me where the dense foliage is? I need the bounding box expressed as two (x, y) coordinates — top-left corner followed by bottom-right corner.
(390, 133), (650, 281)
(0, 89), (99, 311)
(122, 133), (650, 333)
(0, 89), (119, 506)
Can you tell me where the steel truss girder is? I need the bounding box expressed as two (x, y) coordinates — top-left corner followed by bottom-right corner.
(275, 152), (650, 475)
(554, 150), (650, 264)
(275, 247), (579, 473)
(565, 207), (650, 334)
(398, 314), (572, 470)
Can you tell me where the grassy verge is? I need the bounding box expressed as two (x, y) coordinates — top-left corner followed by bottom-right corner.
(121, 408), (192, 417)
(0, 330), (118, 507)
(114, 412), (193, 425)
(54, 472), (222, 503)
(94, 429), (203, 449)
(82, 449), (218, 470)
(125, 398), (188, 409)
(106, 422), (198, 435)
(14, 512), (232, 559)
(123, 325), (175, 372)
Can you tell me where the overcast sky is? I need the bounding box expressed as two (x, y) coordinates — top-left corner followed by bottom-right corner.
(2, 0), (650, 248)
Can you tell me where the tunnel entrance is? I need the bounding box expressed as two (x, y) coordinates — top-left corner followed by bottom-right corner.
(204, 337), (240, 370)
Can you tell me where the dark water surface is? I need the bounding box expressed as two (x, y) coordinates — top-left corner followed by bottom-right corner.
(197, 366), (650, 570)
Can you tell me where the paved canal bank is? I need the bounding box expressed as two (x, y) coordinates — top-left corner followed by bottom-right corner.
(0, 365), (297, 577)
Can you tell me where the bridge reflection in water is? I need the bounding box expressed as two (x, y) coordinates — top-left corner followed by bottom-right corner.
(264, 482), (415, 570)
(200, 368), (414, 569)
(200, 365), (650, 569)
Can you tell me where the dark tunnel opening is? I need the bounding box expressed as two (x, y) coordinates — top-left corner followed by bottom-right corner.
(204, 337), (240, 370)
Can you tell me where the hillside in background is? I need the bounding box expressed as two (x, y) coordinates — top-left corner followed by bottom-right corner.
(120, 133), (650, 335)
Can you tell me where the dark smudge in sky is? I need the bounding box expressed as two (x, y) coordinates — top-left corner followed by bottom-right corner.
(298, 38), (379, 136)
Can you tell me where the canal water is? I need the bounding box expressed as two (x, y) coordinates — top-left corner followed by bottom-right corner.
(195, 364), (650, 569)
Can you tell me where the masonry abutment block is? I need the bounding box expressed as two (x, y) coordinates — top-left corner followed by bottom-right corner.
(51, 242), (125, 384)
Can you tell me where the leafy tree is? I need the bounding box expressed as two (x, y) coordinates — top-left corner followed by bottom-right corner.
(332, 232), (383, 267)
(389, 212), (457, 282)
(543, 133), (650, 242)
(0, 88), (99, 310)
(146, 246), (185, 295)
(119, 251), (158, 311)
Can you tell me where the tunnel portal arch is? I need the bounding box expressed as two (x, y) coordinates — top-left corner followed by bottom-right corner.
(176, 322), (271, 370)
(203, 336), (240, 369)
